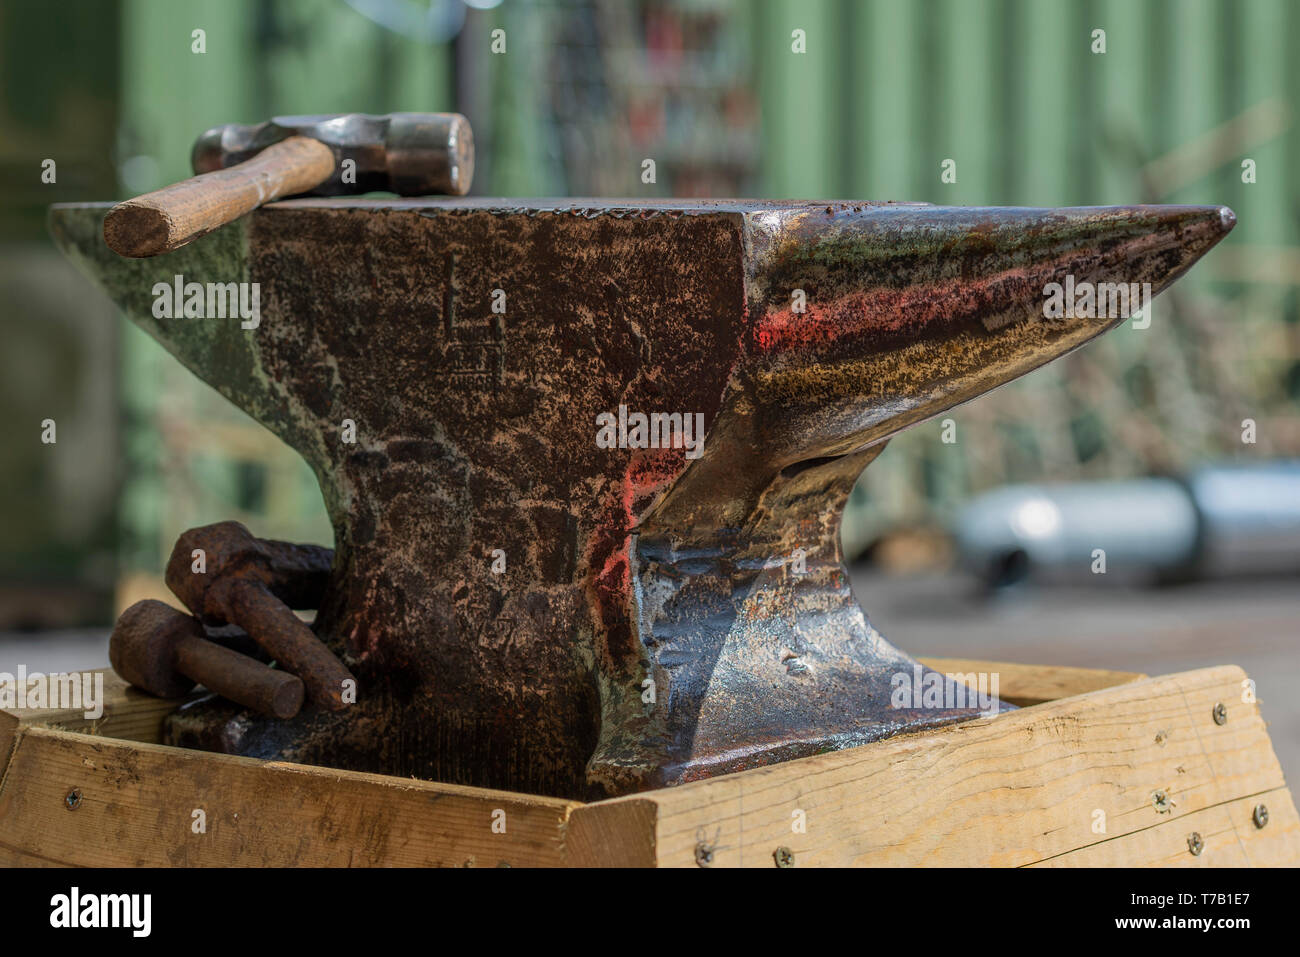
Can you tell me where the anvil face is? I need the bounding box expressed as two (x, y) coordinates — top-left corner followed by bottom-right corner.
(50, 199), (1233, 798)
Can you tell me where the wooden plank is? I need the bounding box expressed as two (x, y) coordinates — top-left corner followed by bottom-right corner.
(1030, 788), (1300, 868)
(5, 662), (1291, 867)
(1, 657), (1137, 746)
(0, 670), (194, 752)
(0, 727), (578, 867)
(0, 657), (1130, 793)
(570, 665), (1296, 867)
(565, 797), (659, 869)
(918, 656), (1146, 706)
(2, 656), (1129, 787)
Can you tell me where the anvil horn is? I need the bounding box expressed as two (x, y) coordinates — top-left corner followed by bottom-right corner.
(655, 204), (1236, 533)
(597, 203), (1235, 791)
(753, 204), (1233, 448)
(49, 200), (1233, 798)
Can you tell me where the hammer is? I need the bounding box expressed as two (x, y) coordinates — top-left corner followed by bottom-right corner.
(103, 112), (473, 258)
(111, 599), (305, 719)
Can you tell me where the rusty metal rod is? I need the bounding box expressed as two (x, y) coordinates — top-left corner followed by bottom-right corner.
(173, 628), (304, 720)
(211, 576), (351, 710)
(164, 521), (354, 711)
(111, 599), (304, 719)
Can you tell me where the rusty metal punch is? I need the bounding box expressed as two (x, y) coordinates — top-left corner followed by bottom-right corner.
(164, 521), (353, 711)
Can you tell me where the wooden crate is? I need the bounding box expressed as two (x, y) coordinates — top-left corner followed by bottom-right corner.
(2, 659), (1296, 867)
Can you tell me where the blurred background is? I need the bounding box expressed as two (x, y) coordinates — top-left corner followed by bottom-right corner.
(1, 0), (1296, 773)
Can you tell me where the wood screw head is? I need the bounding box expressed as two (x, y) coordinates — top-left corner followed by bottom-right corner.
(1151, 790), (1171, 813)
(64, 788), (82, 811)
(773, 846), (795, 868)
(1187, 832), (1204, 856)
(1212, 702), (1228, 725)
(1253, 804), (1269, 829)
(694, 843), (714, 867)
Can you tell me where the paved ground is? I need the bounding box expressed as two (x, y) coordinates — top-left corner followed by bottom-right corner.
(0, 628), (110, 678)
(2, 572), (1296, 782)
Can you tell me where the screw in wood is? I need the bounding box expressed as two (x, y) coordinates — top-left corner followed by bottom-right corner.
(1253, 804), (1269, 829)
(773, 846), (795, 868)
(64, 788), (82, 810)
(1187, 832), (1204, 856)
(1151, 790), (1171, 814)
(1212, 702), (1228, 725)
(694, 843), (714, 867)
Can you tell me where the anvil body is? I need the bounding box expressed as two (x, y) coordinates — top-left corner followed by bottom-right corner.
(50, 199), (1233, 798)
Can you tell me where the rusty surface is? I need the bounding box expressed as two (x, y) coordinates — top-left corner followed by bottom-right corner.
(51, 198), (1234, 799)
(111, 599), (304, 719)
(164, 522), (351, 710)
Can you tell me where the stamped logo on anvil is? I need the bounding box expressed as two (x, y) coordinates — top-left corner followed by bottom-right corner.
(438, 251), (506, 384)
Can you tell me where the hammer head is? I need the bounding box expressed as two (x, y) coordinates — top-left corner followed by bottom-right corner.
(110, 600), (201, 698)
(191, 112), (473, 197)
(164, 520), (274, 622)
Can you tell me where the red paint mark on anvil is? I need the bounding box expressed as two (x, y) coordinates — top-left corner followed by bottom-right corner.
(585, 447), (690, 671)
(587, 505), (633, 671)
(626, 447), (688, 499)
(752, 266), (1059, 354)
(349, 578), (387, 659)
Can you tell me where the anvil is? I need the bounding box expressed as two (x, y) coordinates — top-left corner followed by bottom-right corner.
(49, 198), (1233, 799)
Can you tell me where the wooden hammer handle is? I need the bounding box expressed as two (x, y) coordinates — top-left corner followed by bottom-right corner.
(103, 135), (336, 258)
